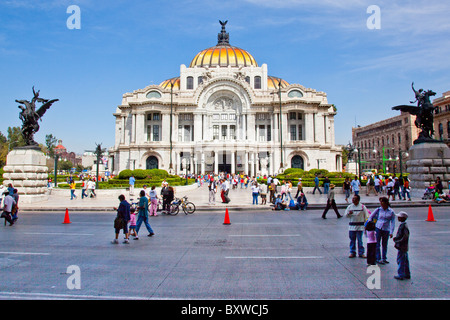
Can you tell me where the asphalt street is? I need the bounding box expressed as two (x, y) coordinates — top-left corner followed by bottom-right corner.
(0, 205), (448, 302)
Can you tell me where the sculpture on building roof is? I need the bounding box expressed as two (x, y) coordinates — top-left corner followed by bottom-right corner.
(15, 87), (58, 147)
(392, 82), (437, 144)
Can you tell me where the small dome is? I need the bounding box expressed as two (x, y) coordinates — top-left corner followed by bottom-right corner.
(267, 76), (289, 89)
(159, 77), (180, 90)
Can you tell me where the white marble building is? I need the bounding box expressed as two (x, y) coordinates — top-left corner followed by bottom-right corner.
(110, 22), (342, 176)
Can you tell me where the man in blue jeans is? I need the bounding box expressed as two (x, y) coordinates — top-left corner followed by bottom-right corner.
(312, 174), (322, 194)
(135, 190), (155, 239)
(345, 195), (369, 258)
(368, 197), (396, 264)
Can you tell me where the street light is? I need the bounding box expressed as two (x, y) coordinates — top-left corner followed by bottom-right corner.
(278, 78), (284, 171)
(169, 80), (174, 173)
(398, 149), (409, 177)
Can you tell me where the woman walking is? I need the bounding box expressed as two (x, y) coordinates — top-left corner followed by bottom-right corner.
(135, 190), (155, 239)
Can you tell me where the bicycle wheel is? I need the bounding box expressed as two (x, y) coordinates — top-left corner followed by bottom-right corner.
(170, 204), (179, 215)
(183, 202), (196, 214)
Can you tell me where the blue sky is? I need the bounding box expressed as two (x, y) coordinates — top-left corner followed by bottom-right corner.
(1, 0), (449, 154)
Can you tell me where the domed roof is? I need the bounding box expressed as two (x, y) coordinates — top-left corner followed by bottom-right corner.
(267, 76), (289, 89)
(190, 45), (258, 68)
(159, 77), (180, 90)
(189, 20), (258, 68)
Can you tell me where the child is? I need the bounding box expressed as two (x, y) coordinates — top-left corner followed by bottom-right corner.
(129, 207), (138, 239)
(365, 211), (377, 266)
(393, 211), (411, 280)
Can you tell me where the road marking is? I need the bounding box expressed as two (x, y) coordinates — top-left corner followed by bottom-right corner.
(0, 291), (148, 300)
(24, 232), (94, 236)
(225, 256), (324, 259)
(229, 235), (301, 237)
(0, 252), (50, 256)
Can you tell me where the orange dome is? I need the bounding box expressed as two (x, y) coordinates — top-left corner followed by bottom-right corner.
(159, 77), (180, 90)
(190, 45), (258, 68)
(267, 76), (289, 89)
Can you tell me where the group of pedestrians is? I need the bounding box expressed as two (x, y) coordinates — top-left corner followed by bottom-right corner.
(67, 178), (97, 200)
(112, 190), (156, 244)
(340, 195), (411, 280)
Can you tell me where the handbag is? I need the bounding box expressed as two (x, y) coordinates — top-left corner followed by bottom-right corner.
(114, 216), (125, 229)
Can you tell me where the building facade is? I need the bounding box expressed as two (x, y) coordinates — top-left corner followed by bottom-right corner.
(110, 23), (342, 176)
(351, 112), (419, 174)
(433, 90), (450, 147)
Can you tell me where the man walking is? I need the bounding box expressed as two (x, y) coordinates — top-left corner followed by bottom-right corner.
(312, 174), (322, 195)
(322, 184), (342, 219)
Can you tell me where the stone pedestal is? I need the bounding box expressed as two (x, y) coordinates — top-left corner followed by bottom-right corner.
(406, 142), (450, 197)
(2, 147), (49, 204)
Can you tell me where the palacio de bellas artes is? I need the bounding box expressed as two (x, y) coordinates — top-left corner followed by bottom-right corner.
(110, 22), (343, 176)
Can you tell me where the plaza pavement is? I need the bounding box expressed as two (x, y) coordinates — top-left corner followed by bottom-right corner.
(18, 184), (446, 212)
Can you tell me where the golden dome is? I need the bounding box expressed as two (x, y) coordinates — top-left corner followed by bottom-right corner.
(159, 77), (180, 90)
(190, 45), (258, 68)
(267, 76), (289, 89)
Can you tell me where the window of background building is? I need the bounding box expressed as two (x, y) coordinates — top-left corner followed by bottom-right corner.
(213, 125), (219, 140)
(153, 125), (160, 141)
(187, 76), (194, 90)
(254, 76), (261, 89)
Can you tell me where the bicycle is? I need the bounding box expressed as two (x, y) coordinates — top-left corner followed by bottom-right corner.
(169, 196), (196, 215)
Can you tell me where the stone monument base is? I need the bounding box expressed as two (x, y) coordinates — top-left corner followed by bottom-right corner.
(406, 142), (450, 198)
(2, 147), (49, 204)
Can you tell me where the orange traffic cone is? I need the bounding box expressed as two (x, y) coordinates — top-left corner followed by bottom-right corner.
(223, 208), (231, 225)
(63, 208), (71, 224)
(426, 205), (436, 222)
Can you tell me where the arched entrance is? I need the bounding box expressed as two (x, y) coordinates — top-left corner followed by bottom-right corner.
(146, 156), (159, 169)
(291, 155), (304, 170)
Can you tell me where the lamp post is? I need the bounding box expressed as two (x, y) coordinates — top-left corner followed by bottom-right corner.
(54, 154), (59, 187)
(398, 149), (409, 177)
(169, 80), (174, 173)
(278, 78), (284, 171)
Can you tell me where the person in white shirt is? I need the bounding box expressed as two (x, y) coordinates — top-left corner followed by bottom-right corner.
(251, 182), (260, 205)
(345, 195), (369, 258)
(0, 185), (6, 208)
(2, 191), (16, 226)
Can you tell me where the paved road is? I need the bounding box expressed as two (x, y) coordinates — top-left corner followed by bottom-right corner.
(0, 205), (448, 302)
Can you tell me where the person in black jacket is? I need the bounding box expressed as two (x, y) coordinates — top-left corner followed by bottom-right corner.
(112, 194), (131, 244)
(393, 211), (410, 280)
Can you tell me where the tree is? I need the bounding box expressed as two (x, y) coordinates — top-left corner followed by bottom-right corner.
(45, 134), (58, 158)
(0, 127), (27, 168)
(0, 131), (7, 167)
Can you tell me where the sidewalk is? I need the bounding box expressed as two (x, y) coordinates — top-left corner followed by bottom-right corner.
(18, 184), (443, 212)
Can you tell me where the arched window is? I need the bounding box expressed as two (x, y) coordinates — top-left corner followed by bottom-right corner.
(288, 90), (303, 98)
(146, 90), (162, 99)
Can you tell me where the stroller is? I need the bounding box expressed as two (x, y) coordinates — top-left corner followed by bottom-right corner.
(422, 186), (435, 200)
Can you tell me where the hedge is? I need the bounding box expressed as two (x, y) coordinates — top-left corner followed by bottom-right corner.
(118, 169), (169, 180)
